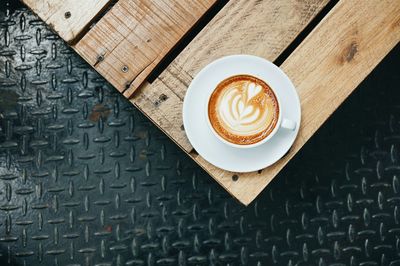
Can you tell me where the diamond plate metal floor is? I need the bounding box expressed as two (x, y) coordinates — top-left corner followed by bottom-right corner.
(0, 1), (400, 265)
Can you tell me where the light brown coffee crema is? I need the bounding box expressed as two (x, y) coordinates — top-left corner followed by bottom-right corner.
(208, 75), (279, 145)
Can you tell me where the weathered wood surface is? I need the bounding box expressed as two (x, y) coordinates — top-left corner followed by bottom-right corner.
(132, 0), (331, 152)
(22, 0), (113, 43)
(74, 0), (217, 96)
(193, 0), (400, 205)
(22, 0), (400, 205)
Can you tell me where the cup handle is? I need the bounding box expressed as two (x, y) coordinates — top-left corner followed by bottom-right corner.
(281, 118), (296, 131)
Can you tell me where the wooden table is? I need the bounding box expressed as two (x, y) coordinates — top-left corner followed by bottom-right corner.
(22, 0), (400, 205)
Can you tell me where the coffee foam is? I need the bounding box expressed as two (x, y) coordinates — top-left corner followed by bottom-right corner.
(208, 75), (279, 145)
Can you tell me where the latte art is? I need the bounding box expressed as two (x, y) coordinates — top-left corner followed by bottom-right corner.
(220, 82), (269, 135)
(208, 75), (279, 145)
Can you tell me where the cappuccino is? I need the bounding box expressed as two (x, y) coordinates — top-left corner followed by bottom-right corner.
(208, 75), (279, 145)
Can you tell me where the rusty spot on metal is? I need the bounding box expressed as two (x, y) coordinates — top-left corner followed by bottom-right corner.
(139, 150), (147, 160)
(89, 104), (110, 122)
(136, 131), (148, 140)
(105, 225), (112, 232)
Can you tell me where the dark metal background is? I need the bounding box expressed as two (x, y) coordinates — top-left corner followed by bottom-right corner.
(0, 1), (400, 265)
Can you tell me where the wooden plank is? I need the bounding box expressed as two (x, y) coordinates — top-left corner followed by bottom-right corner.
(22, 0), (113, 43)
(74, 0), (217, 96)
(130, 0), (330, 153)
(193, 0), (400, 205)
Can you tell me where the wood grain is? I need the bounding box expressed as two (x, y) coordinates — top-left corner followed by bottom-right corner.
(193, 0), (400, 205)
(74, 0), (217, 96)
(131, 0), (330, 153)
(22, 0), (112, 43)
(22, 0), (399, 205)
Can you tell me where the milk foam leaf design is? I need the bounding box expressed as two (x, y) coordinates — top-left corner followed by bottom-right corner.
(236, 82), (262, 120)
(220, 81), (265, 128)
(241, 109), (260, 124)
(209, 74), (279, 144)
(230, 91), (240, 121)
(246, 82), (262, 102)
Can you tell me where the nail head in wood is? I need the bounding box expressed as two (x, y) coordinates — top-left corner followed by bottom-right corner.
(232, 174), (239, 181)
(97, 54), (104, 62)
(159, 94), (168, 101)
(121, 66), (129, 73)
(64, 11), (71, 19)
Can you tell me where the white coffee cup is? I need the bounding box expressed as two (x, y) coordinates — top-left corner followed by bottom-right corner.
(205, 76), (296, 149)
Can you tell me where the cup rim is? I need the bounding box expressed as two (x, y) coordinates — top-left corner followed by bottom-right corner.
(205, 74), (282, 149)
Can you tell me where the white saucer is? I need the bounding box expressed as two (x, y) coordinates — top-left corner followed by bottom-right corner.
(183, 55), (301, 172)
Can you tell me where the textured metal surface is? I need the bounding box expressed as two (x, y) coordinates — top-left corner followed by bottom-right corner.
(1, 1), (400, 265)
